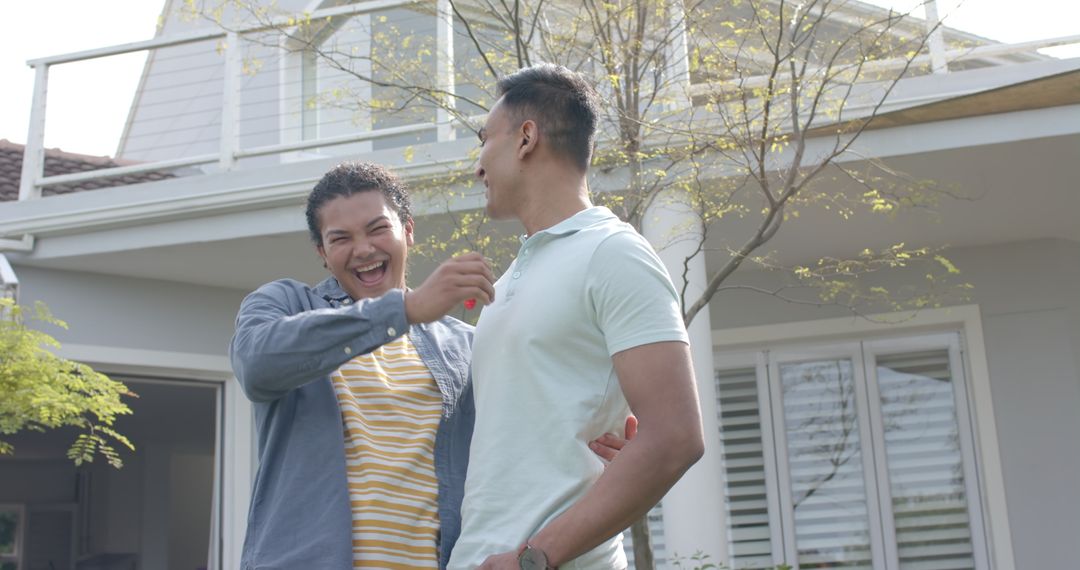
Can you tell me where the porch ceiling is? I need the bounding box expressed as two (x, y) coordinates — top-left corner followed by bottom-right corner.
(6, 129), (1077, 292)
(700, 130), (1080, 271)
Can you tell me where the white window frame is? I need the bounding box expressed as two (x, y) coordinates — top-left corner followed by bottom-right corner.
(279, 0), (375, 162)
(0, 504), (25, 570)
(711, 305), (1014, 570)
(767, 341), (888, 568)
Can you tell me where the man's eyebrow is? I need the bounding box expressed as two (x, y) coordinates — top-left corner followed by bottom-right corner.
(365, 215), (391, 229)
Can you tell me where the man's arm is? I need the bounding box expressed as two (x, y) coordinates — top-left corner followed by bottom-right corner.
(232, 253), (494, 403)
(480, 340), (704, 569)
(230, 282), (411, 403)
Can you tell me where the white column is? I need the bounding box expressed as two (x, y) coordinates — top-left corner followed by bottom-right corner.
(664, 0), (692, 111)
(278, 33), (305, 162)
(435, 0), (456, 142)
(641, 190), (729, 566)
(925, 0), (948, 74)
(19, 63), (49, 201)
(220, 31), (241, 170)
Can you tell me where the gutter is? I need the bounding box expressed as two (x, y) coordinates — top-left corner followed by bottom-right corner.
(0, 235), (35, 253)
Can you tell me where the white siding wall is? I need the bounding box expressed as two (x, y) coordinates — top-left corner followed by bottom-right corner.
(14, 265), (246, 356)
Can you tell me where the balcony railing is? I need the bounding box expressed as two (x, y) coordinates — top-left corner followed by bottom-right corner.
(14, 0), (1080, 203)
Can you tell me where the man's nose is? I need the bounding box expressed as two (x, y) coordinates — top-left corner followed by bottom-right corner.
(352, 238), (376, 257)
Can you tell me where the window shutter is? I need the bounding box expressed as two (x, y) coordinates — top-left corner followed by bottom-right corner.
(778, 358), (876, 569)
(715, 367), (774, 568)
(874, 350), (977, 570)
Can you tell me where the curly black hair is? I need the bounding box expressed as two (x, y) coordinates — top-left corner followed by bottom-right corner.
(305, 161), (412, 245)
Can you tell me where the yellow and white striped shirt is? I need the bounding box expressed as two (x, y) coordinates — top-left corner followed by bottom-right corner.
(330, 334), (442, 569)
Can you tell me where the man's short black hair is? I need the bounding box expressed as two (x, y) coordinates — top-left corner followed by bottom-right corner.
(305, 161), (412, 245)
(496, 63), (601, 172)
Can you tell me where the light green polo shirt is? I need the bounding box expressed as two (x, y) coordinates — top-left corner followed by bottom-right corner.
(449, 207), (689, 570)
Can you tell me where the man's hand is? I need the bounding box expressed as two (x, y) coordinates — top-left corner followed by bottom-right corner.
(404, 252), (495, 324)
(588, 415), (637, 462)
(477, 550), (519, 570)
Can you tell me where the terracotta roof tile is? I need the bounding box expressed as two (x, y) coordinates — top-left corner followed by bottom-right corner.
(0, 139), (175, 202)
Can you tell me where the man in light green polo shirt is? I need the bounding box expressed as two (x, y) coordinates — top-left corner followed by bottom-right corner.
(447, 64), (706, 570)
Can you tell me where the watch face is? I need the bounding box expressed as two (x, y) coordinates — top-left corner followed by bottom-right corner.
(519, 546), (548, 570)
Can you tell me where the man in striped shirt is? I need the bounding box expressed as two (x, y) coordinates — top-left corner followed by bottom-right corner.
(231, 161), (628, 569)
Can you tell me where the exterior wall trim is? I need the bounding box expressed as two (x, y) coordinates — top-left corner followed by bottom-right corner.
(56, 344), (232, 382)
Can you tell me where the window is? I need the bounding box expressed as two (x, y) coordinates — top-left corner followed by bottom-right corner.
(0, 505), (23, 570)
(717, 332), (989, 569)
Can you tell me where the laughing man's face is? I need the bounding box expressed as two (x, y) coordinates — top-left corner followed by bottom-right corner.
(316, 191), (413, 301)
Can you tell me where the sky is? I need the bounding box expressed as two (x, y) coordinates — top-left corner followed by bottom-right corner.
(0, 0), (1077, 158)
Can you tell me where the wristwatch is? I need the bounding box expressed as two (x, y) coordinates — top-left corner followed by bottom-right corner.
(518, 543), (553, 570)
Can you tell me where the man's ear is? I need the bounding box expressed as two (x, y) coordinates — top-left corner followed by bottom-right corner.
(316, 244), (328, 269)
(518, 119), (539, 159)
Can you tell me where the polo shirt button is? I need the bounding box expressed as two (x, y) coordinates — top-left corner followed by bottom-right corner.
(344, 346), (352, 355)
(512, 272), (521, 279)
(343, 299), (352, 305)
(387, 327), (397, 337)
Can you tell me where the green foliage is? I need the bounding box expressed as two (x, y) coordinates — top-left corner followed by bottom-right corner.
(0, 299), (135, 468)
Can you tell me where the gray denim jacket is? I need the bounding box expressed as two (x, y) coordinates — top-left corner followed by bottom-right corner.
(230, 277), (474, 569)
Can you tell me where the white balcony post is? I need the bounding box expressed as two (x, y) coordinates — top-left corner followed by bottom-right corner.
(19, 64), (49, 201)
(665, 0), (692, 111)
(641, 190), (730, 567)
(925, 0), (948, 74)
(220, 31), (242, 170)
(435, 0), (456, 142)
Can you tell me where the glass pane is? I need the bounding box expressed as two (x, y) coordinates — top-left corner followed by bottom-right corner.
(0, 509), (17, 555)
(716, 367), (774, 568)
(0, 562), (15, 570)
(780, 359), (874, 569)
(877, 351), (976, 570)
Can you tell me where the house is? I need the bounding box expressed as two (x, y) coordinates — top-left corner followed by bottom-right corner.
(1, 0), (1078, 569)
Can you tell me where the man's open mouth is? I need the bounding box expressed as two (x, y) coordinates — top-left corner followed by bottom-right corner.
(353, 260), (388, 286)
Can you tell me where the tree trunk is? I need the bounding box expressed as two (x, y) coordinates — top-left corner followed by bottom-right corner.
(630, 516), (655, 570)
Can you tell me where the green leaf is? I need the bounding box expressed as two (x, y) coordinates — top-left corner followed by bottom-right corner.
(0, 299), (135, 468)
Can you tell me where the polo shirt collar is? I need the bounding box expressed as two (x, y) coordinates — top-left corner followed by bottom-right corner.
(521, 206), (617, 243)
